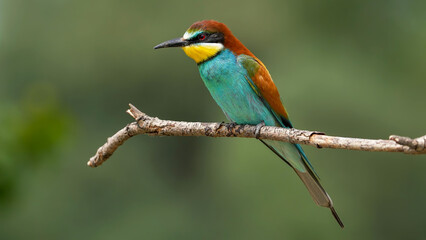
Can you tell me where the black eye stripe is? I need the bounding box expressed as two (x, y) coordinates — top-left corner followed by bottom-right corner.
(189, 32), (224, 44)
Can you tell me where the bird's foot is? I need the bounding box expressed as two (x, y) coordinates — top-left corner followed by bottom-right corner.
(254, 121), (265, 139)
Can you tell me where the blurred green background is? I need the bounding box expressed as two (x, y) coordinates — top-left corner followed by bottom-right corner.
(1, 0), (425, 239)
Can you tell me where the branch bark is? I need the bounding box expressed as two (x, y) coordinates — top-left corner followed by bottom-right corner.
(88, 104), (426, 167)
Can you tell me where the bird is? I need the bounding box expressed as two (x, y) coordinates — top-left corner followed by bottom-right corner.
(154, 20), (344, 228)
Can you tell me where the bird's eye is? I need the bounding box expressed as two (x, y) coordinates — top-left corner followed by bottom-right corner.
(198, 33), (207, 41)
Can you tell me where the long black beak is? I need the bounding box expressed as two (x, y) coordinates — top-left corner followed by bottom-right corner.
(154, 37), (189, 49)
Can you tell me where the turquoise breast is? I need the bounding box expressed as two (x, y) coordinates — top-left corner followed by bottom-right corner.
(198, 49), (277, 126)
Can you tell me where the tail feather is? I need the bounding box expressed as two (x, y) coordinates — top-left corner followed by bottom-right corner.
(294, 169), (344, 228)
(261, 139), (344, 228)
(331, 206), (345, 228)
(294, 169), (331, 207)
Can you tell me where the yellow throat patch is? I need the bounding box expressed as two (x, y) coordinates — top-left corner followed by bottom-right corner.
(182, 43), (223, 64)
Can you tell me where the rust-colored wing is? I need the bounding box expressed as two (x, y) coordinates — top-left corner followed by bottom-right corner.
(237, 54), (291, 127)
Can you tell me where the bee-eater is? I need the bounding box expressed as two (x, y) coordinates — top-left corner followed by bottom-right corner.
(154, 20), (344, 228)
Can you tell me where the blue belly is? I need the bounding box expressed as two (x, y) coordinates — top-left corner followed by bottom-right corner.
(198, 50), (277, 126)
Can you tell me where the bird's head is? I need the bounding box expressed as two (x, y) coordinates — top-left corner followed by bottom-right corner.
(154, 20), (252, 64)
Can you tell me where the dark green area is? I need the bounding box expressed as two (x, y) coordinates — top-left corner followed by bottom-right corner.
(1, 0), (425, 239)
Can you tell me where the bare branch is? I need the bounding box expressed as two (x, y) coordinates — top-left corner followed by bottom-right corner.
(88, 104), (426, 168)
